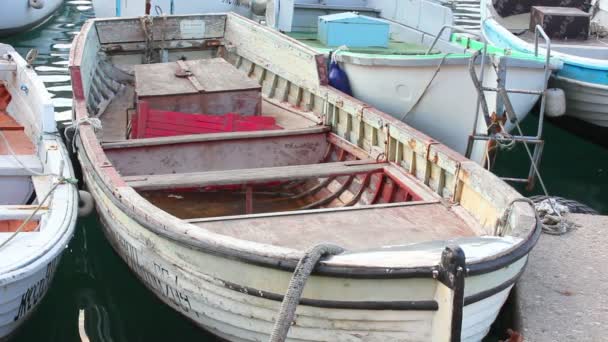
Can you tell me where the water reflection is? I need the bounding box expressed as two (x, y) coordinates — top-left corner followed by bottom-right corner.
(2, 1), (94, 122)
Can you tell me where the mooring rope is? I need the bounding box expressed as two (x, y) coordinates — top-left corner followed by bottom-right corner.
(268, 244), (344, 342)
(64, 117), (102, 152)
(508, 111), (574, 235)
(400, 53), (452, 121)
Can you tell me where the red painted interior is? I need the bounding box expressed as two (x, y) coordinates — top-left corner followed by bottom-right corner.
(131, 101), (282, 139)
(0, 220), (39, 232)
(0, 86), (35, 155)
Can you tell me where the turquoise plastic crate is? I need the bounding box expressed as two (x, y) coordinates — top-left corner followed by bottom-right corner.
(318, 12), (389, 48)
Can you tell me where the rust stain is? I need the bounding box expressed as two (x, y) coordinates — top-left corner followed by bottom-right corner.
(556, 289), (575, 296)
(408, 139), (416, 150)
(500, 329), (524, 342)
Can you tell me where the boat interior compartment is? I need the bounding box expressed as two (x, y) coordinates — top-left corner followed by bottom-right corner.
(84, 13), (488, 248)
(0, 85), (41, 232)
(105, 127), (442, 219)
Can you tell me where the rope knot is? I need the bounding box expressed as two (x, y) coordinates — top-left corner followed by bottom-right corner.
(64, 117), (103, 151)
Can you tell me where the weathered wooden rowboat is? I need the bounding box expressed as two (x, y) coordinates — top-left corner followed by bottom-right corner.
(0, 0), (64, 37)
(69, 13), (540, 341)
(0, 44), (78, 339)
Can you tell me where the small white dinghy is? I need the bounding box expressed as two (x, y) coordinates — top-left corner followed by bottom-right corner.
(0, 0), (64, 37)
(0, 44), (78, 339)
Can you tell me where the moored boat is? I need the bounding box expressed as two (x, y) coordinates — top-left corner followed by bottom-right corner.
(272, 0), (561, 166)
(0, 0), (64, 37)
(481, 0), (608, 127)
(0, 44), (78, 339)
(69, 13), (540, 341)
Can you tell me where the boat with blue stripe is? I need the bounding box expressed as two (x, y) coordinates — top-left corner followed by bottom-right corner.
(481, 0), (608, 127)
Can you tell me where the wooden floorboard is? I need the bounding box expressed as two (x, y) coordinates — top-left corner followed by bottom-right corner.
(191, 202), (476, 250)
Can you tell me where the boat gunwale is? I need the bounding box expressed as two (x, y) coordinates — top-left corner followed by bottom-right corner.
(70, 13), (541, 279)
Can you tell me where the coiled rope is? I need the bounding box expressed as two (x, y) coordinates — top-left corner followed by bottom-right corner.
(268, 244), (344, 342)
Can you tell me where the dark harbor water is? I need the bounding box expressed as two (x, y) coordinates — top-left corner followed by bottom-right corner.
(1, 2), (607, 341)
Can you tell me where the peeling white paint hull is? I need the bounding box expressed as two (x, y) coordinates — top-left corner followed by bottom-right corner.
(85, 169), (524, 342)
(0, 0), (64, 37)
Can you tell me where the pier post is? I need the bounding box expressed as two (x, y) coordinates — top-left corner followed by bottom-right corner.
(432, 245), (466, 342)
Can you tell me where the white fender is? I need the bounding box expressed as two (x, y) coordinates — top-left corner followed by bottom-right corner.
(545, 88), (566, 118)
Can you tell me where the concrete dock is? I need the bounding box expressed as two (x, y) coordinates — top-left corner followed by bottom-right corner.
(514, 214), (608, 341)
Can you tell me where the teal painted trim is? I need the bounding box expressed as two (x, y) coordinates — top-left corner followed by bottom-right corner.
(558, 64), (608, 85)
(483, 20), (608, 85)
(116, 0), (121, 16)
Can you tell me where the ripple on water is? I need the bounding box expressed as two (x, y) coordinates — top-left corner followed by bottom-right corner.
(2, 1), (94, 123)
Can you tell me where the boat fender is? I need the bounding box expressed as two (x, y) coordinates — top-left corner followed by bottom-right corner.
(29, 0), (45, 9)
(328, 48), (353, 96)
(78, 190), (95, 217)
(545, 88), (566, 118)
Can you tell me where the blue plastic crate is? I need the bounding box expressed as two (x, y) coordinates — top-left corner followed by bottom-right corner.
(318, 12), (389, 48)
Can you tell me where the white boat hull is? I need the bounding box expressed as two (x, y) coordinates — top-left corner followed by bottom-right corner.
(340, 59), (546, 164)
(0, 256), (62, 340)
(0, 0), (64, 37)
(551, 76), (608, 127)
(0, 43), (78, 340)
(480, 0), (608, 127)
(82, 164), (526, 342)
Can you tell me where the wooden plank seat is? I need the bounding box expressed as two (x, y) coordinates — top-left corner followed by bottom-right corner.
(0, 155), (43, 176)
(124, 160), (388, 191)
(0, 205), (45, 233)
(103, 126), (330, 150)
(0, 205), (48, 220)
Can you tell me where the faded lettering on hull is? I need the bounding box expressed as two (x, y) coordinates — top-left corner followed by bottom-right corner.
(113, 231), (199, 317)
(13, 258), (60, 322)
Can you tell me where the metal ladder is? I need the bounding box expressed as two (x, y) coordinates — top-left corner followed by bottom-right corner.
(464, 25), (552, 190)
